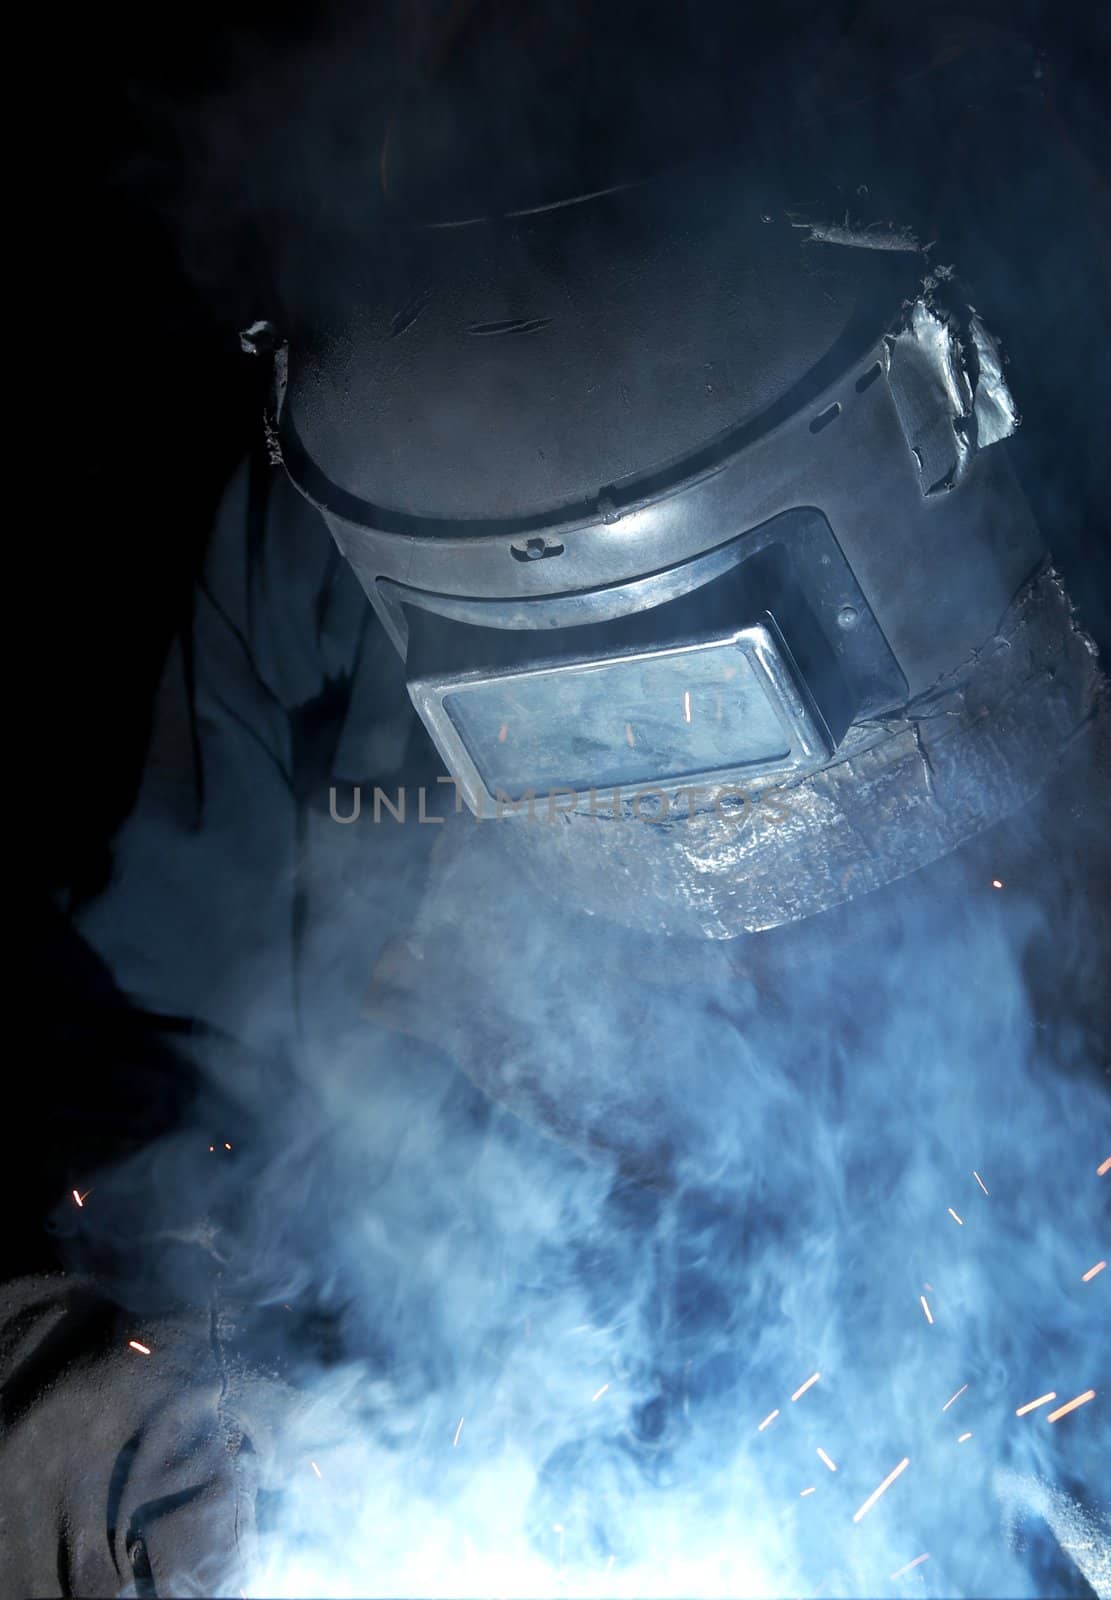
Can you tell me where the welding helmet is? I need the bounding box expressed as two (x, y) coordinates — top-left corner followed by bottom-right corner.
(263, 20), (1101, 940)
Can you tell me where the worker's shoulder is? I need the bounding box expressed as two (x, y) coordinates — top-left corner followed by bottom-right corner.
(203, 451), (370, 705)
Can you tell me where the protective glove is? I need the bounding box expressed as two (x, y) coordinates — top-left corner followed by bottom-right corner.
(0, 1275), (308, 1598)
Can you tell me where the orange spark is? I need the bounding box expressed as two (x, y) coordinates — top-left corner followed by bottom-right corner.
(948, 1208), (964, 1225)
(800, 1486), (816, 1497)
(497, 724), (508, 743)
(957, 1432), (972, 1443)
(973, 1170), (989, 1195)
(852, 1457), (910, 1523)
(224, 1142), (232, 1151)
(991, 879), (1003, 889)
(919, 1296), (934, 1325)
(591, 1383), (610, 1403)
(792, 1372), (820, 1402)
(128, 1340), (151, 1356)
(942, 1384), (968, 1412)
(453, 1416), (465, 1447)
(1015, 1392), (1056, 1416)
(625, 723), (635, 748)
(683, 691), (692, 724)
(757, 1408), (780, 1431)
(1098, 1156), (1111, 1177)
(209, 1145), (215, 1152)
(816, 1448), (837, 1473)
(1081, 1260), (1106, 1282)
(891, 1554), (930, 1580)
(72, 1189), (84, 1208)
(1047, 1390), (1096, 1423)
(310, 1461), (323, 1479)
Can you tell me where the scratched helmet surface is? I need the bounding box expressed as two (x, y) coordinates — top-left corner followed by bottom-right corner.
(271, 6), (1103, 939)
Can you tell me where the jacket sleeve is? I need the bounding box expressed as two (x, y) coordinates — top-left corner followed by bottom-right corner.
(70, 453), (409, 1052)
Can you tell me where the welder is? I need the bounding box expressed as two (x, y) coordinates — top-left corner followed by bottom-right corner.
(7, 3), (1109, 1595)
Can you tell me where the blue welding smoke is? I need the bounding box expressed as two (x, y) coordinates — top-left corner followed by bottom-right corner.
(57, 750), (1109, 1596)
